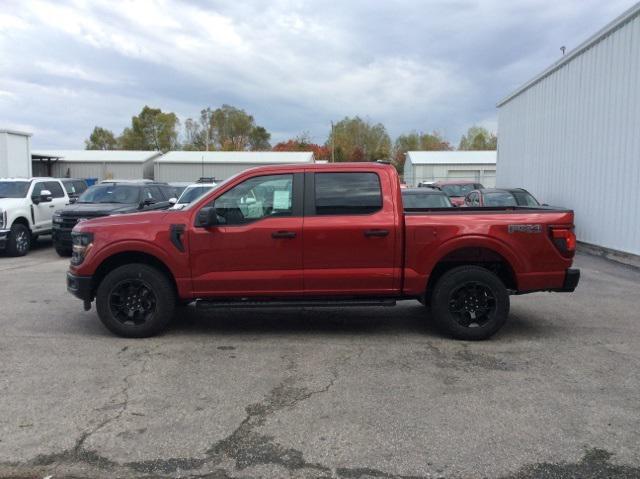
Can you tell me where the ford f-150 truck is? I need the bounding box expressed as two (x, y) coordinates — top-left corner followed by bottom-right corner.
(67, 163), (579, 340)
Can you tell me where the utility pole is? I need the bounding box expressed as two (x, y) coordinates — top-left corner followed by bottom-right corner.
(331, 121), (335, 163)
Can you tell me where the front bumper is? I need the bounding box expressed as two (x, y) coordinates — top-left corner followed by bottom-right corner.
(67, 271), (93, 307)
(0, 229), (9, 250)
(554, 268), (580, 292)
(52, 225), (73, 248)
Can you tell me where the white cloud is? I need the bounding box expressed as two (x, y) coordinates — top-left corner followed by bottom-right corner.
(0, 0), (638, 148)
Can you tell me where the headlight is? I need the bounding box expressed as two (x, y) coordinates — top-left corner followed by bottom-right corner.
(71, 232), (94, 266)
(53, 214), (63, 224)
(0, 209), (5, 229)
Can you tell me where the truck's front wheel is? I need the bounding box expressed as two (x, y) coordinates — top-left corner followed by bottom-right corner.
(431, 265), (509, 340)
(6, 224), (31, 257)
(96, 264), (175, 338)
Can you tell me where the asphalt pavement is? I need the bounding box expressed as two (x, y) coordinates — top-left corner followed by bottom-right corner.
(1, 239), (639, 478)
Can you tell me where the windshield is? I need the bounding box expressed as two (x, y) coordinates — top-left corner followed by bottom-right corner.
(511, 190), (539, 206)
(403, 192), (452, 208)
(177, 185), (216, 204)
(78, 185), (140, 204)
(440, 184), (478, 197)
(0, 181), (30, 198)
(483, 192), (518, 206)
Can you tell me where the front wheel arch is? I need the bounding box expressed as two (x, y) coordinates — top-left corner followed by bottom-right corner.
(92, 251), (178, 300)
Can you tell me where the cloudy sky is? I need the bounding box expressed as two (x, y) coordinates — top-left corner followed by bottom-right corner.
(0, 0), (636, 149)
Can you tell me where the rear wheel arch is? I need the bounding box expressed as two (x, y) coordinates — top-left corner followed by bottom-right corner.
(425, 246), (518, 298)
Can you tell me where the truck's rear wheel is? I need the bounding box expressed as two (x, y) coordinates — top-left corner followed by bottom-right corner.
(6, 224), (31, 257)
(431, 265), (509, 340)
(96, 264), (175, 338)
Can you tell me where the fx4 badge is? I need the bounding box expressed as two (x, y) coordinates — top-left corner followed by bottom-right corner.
(508, 224), (542, 234)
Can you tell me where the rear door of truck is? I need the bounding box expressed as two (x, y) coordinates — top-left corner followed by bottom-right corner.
(302, 167), (400, 295)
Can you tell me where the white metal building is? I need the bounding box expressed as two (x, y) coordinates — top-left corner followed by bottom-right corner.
(497, 3), (640, 256)
(0, 129), (32, 178)
(31, 150), (161, 181)
(154, 151), (315, 182)
(403, 151), (497, 187)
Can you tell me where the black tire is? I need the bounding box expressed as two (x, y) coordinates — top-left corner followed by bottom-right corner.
(6, 223), (31, 257)
(96, 264), (176, 338)
(431, 265), (510, 340)
(54, 244), (72, 257)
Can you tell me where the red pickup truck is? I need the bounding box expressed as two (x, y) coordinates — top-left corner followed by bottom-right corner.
(67, 163), (579, 340)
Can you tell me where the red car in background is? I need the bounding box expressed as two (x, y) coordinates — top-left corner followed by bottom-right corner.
(431, 180), (484, 206)
(464, 188), (541, 207)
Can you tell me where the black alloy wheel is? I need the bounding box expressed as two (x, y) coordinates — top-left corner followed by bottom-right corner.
(108, 279), (157, 326)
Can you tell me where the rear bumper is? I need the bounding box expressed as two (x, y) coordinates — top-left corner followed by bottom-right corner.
(553, 268), (580, 292)
(67, 271), (93, 303)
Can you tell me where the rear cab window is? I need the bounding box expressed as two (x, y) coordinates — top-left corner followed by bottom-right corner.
(314, 172), (382, 215)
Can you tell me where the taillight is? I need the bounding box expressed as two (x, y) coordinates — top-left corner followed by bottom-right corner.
(550, 227), (576, 256)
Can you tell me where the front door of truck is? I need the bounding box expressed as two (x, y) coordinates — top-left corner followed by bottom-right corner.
(30, 181), (65, 233)
(190, 173), (304, 296)
(302, 171), (399, 295)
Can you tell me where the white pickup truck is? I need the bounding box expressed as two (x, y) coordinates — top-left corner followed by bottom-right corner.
(0, 178), (69, 256)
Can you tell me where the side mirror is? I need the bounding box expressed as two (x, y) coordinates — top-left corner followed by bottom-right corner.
(33, 190), (53, 204)
(68, 196), (78, 204)
(195, 206), (217, 227)
(168, 197), (177, 205)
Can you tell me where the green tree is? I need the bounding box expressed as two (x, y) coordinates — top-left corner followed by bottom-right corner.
(85, 126), (117, 150)
(249, 126), (271, 150)
(393, 131), (452, 173)
(211, 104), (270, 151)
(458, 126), (497, 150)
(327, 116), (391, 162)
(119, 106), (180, 151)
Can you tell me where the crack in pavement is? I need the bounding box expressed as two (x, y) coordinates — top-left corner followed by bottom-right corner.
(6, 347), (638, 479)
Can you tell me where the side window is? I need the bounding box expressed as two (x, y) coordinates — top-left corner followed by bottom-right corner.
(212, 174), (293, 226)
(31, 182), (46, 197)
(314, 172), (382, 215)
(74, 181), (87, 194)
(45, 181), (65, 198)
(472, 193), (480, 206)
(143, 186), (164, 202)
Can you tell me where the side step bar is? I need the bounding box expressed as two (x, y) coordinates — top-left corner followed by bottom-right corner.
(196, 298), (397, 310)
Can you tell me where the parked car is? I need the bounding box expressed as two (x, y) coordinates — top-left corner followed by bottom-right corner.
(67, 163), (579, 340)
(431, 180), (484, 206)
(52, 181), (175, 256)
(168, 182), (192, 199)
(0, 177), (69, 256)
(464, 188), (540, 207)
(60, 178), (88, 203)
(402, 188), (453, 208)
(170, 182), (218, 209)
(417, 181), (435, 188)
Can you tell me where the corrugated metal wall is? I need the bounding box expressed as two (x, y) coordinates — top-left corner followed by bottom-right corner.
(497, 12), (640, 255)
(155, 162), (282, 182)
(46, 162), (148, 180)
